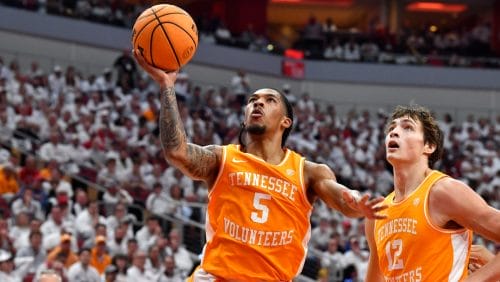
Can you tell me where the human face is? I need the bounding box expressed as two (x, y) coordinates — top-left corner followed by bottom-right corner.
(245, 89), (289, 135)
(385, 116), (433, 166)
(80, 250), (91, 265)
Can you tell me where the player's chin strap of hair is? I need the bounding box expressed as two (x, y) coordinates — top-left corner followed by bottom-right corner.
(238, 122), (246, 149)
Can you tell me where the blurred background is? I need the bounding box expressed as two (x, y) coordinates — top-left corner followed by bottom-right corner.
(0, 0), (498, 281)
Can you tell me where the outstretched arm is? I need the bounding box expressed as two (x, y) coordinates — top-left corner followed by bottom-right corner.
(465, 252), (500, 282)
(469, 244), (495, 272)
(305, 161), (387, 219)
(134, 50), (220, 185)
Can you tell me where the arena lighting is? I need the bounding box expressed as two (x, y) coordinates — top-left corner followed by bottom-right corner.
(406, 2), (467, 13)
(271, 0), (354, 7)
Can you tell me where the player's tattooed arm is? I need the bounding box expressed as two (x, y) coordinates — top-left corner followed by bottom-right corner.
(159, 87), (221, 185)
(159, 87), (186, 152)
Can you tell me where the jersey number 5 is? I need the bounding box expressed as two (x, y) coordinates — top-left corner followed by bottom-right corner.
(250, 193), (271, 223)
(386, 239), (404, 270)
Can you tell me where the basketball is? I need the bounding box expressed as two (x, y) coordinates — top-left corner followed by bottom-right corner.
(131, 4), (198, 71)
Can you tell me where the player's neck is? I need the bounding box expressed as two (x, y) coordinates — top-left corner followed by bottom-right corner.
(244, 138), (286, 165)
(392, 161), (431, 201)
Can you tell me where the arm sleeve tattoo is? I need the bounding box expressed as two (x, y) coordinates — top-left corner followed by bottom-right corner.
(159, 87), (219, 181)
(159, 87), (187, 153)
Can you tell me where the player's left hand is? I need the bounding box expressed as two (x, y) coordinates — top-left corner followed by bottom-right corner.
(342, 190), (388, 219)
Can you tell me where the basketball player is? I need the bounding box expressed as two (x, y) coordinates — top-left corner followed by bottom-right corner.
(134, 51), (387, 281)
(364, 105), (500, 281)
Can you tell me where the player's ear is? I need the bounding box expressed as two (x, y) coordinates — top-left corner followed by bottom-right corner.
(281, 116), (292, 129)
(423, 142), (436, 155)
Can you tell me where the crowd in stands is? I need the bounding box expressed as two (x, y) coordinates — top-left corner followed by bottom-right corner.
(297, 15), (499, 68)
(0, 48), (498, 281)
(3, 0), (500, 69)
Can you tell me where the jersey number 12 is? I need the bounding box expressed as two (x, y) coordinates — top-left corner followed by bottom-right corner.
(386, 239), (404, 270)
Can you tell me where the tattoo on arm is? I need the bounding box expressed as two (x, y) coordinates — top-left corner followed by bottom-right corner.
(184, 144), (218, 180)
(159, 87), (187, 152)
(159, 87), (219, 182)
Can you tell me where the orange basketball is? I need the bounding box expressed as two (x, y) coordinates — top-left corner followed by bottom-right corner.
(131, 4), (198, 71)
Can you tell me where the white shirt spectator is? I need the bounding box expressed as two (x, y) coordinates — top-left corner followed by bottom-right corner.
(136, 226), (159, 252)
(11, 197), (44, 220)
(165, 245), (193, 278)
(67, 262), (101, 282)
(75, 204), (106, 239)
(38, 141), (68, 164)
(126, 265), (157, 282)
(48, 66), (66, 100)
(102, 187), (133, 206)
(343, 239), (369, 280)
(146, 189), (172, 215)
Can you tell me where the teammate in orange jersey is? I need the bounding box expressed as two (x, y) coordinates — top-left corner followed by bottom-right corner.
(134, 50), (388, 281)
(364, 105), (500, 282)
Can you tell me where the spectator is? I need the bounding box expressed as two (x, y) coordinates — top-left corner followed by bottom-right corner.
(9, 211), (31, 250)
(322, 17), (337, 44)
(323, 40), (344, 60)
(48, 65), (65, 103)
(126, 250), (156, 282)
(90, 235), (112, 275)
(230, 69), (251, 106)
(67, 248), (101, 282)
(112, 253), (129, 282)
(38, 131), (68, 164)
(145, 245), (162, 278)
(113, 49), (137, 89)
(0, 164), (19, 201)
(71, 188), (89, 216)
(343, 40), (361, 61)
(343, 236), (368, 280)
(135, 216), (162, 252)
(165, 229), (193, 278)
(166, 184), (193, 220)
(46, 233), (79, 269)
(102, 180), (133, 208)
(146, 182), (171, 215)
(214, 21), (232, 45)
(320, 237), (345, 281)
(11, 188), (44, 220)
(107, 223), (129, 257)
(158, 255), (183, 282)
(16, 230), (46, 274)
(105, 203), (134, 239)
(104, 264), (120, 282)
(0, 249), (31, 281)
(17, 155), (39, 187)
(41, 206), (66, 247)
(75, 201), (106, 241)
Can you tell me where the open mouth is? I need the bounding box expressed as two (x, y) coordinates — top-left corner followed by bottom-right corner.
(387, 140), (399, 149)
(251, 109), (263, 117)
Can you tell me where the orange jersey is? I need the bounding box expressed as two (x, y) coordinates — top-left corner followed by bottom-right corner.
(373, 170), (472, 282)
(201, 144), (313, 281)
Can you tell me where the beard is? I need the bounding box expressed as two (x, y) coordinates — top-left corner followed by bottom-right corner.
(246, 124), (266, 135)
